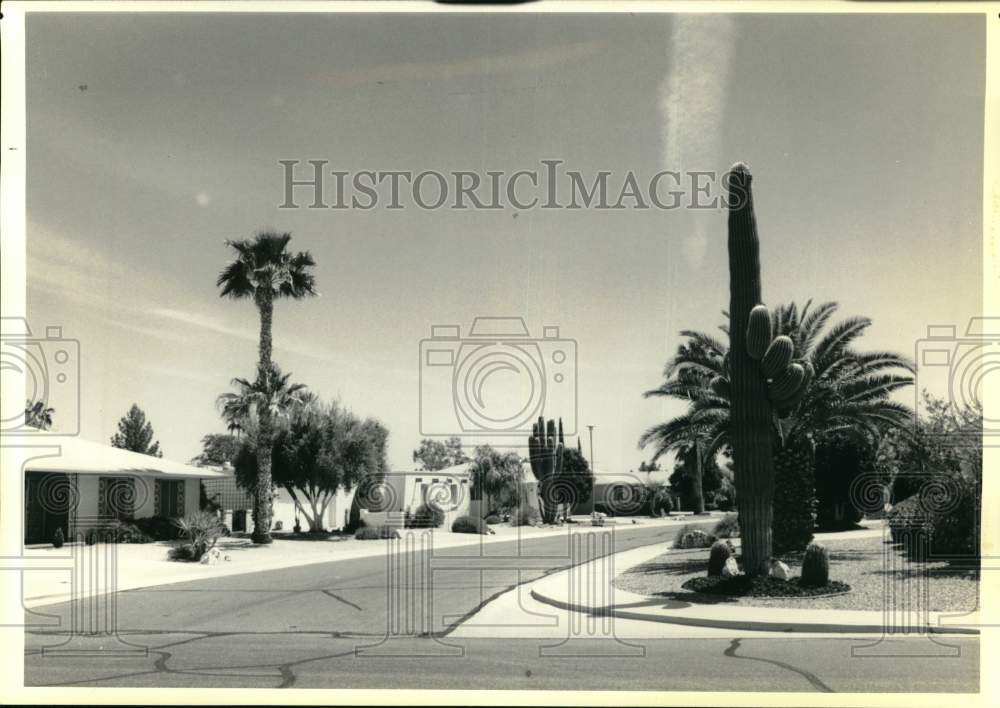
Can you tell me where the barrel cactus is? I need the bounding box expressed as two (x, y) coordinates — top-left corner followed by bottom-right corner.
(528, 416), (565, 524)
(800, 542), (830, 587)
(707, 540), (732, 577)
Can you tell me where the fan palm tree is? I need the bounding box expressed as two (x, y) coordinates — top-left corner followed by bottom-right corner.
(217, 232), (317, 543)
(24, 399), (54, 430)
(216, 363), (309, 436)
(640, 301), (914, 546)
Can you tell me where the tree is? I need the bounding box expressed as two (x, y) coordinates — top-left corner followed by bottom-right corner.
(217, 231), (317, 545)
(552, 445), (594, 519)
(110, 404), (162, 457)
(24, 399), (54, 430)
(468, 445), (524, 515)
(412, 437), (469, 471)
(235, 400), (389, 533)
(190, 433), (242, 467)
(640, 300), (914, 555)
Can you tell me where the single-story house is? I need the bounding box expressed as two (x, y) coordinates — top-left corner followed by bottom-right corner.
(23, 436), (227, 544)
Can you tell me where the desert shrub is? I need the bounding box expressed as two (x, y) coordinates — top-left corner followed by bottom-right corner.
(650, 488), (673, 517)
(511, 505), (541, 527)
(405, 503), (445, 529)
(355, 524), (400, 540)
(85, 528), (99, 545)
(52, 528), (65, 548)
(273, 520), (284, 531)
(109, 520), (154, 544)
(771, 446), (817, 554)
(886, 494), (930, 544)
(132, 515), (182, 541)
(170, 510), (225, 562)
(452, 515), (487, 534)
(673, 525), (716, 549)
(707, 541), (732, 576)
(800, 543), (830, 587)
(712, 513), (740, 539)
(484, 514), (501, 525)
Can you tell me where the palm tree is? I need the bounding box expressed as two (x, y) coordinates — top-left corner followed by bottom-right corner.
(469, 446), (524, 516)
(24, 399), (54, 430)
(216, 363), (309, 436)
(217, 232), (317, 543)
(640, 301), (914, 548)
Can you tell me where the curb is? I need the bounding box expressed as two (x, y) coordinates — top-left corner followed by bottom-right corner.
(529, 545), (981, 636)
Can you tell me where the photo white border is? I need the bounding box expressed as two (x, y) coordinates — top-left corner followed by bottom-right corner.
(1, 1), (997, 705)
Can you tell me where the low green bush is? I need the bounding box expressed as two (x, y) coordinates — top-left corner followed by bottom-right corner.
(405, 504), (445, 529)
(452, 515), (487, 534)
(133, 515), (183, 541)
(170, 511), (226, 562)
(85, 528), (99, 545)
(109, 520), (154, 544)
(355, 524), (400, 540)
(484, 514), (501, 525)
(650, 489), (673, 517)
(712, 513), (740, 539)
(511, 505), (541, 527)
(673, 525), (716, 549)
(52, 528), (65, 548)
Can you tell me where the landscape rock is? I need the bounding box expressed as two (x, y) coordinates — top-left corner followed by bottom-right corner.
(721, 556), (741, 578)
(769, 559), (791, 580)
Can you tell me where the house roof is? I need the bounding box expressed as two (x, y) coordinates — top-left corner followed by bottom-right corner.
(23, 437), (227, 478)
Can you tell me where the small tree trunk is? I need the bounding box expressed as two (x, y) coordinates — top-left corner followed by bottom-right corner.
(691, 442), (706, 515)
(252, 288), (274, 545)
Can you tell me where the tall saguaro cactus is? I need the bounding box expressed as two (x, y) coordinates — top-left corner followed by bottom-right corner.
(528, 416), (564, 524)
(726, 162), (776, 577)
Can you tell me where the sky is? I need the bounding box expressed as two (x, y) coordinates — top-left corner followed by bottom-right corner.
(24, 12), (985, 481)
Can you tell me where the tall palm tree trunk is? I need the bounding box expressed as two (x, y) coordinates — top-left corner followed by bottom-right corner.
(252, 289), (274, 544)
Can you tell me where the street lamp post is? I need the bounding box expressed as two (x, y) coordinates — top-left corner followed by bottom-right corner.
(587, 425), (596, 514)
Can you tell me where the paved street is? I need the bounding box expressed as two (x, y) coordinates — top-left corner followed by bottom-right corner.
(23, 522), (979, 692)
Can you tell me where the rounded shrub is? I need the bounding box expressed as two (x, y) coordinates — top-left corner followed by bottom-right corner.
(712, 513), (740, 539)
(651, 489), (673, 517)
(405, 503), (445, 529)
(707, 540), (732, 577)
(451, 515), (487, 534)
(512, 505), (541, 527)
(85, 528), (99, 545)
(673, 525), (716, 549)
(52, 527), (65, 549)
(110, 520), (154, 544)
(484, 514), (501, 525)
(800, 542), (830, 587)
(355, 524), (400, 540)
(133, 515), (183, 541)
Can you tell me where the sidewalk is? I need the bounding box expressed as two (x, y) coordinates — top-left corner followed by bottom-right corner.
(19, 513), (712, 609)
(529, 525), (981, 636)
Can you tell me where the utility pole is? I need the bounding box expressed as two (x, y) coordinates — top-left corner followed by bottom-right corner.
(587, 424), (596, 476)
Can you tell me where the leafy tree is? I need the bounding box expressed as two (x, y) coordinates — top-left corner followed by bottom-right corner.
(468, 445), (524, 515)
(552, 445), (594, 518)
(24, 399), (54, 430)
(190, 433), (242, 467)
(218, 231), (317, 544)
(110, 403), (162, 457)
(235, 400), (389, 533)
(412, 437), (470, 471)
(640, 301), (913, 550)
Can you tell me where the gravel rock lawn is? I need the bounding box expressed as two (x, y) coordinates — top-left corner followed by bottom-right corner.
(614, 533), (979, 612)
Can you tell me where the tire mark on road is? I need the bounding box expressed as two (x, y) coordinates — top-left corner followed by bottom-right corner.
(322, 589), (363, 611)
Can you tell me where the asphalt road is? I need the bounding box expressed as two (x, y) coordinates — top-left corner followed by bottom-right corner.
(23, 522), (979, 692)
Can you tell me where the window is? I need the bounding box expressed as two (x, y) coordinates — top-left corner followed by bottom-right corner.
(155, 479), (185, 518)
(98, 476), (136, 521)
